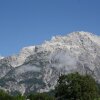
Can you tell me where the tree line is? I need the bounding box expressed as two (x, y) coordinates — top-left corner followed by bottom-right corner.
(0, 72), (100, 100)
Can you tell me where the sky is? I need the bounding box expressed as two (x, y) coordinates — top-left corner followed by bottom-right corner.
(0, 0), (100, 56)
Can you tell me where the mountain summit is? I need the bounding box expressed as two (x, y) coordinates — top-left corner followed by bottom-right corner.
(0, 31), (100, 94)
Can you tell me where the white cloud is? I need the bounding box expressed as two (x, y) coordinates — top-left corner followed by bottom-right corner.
(16, 65), (41, 74)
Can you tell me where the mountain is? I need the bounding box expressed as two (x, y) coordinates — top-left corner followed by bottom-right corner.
(0, 31), (100, 94)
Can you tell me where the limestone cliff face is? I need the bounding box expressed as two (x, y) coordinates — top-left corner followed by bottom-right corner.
(0, 31), (100, 94)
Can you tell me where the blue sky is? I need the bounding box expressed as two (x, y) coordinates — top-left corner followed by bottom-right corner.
(0, 0), (100, 56)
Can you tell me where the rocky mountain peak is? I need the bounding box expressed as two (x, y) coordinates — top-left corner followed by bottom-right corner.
(41, 31), (100, 54)
(0, 31), (100, 94)
(47, 31), (97, 44)
(68, 31), (100, 45)
(69, 31), (93, 36)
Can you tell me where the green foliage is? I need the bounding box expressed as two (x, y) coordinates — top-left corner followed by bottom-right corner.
(0, 90), (13, 100)
(27, 93), (55, 100)
(13, 94), (25, 100)
(0, 89), (55, 100)
(96, 83), (100, 95)
(55, 72), (99, 100)
(0, 90), (25, 100)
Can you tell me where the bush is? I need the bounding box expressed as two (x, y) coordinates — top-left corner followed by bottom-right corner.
(27, 93), (55, 100)
(0, 90), (13, 100)
(55, 72), (99, 100)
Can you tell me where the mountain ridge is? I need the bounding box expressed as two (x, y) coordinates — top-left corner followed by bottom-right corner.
(0, 31), (100, 94)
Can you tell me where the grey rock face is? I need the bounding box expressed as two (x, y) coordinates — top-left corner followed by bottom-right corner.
(0, 31), (100, 94)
